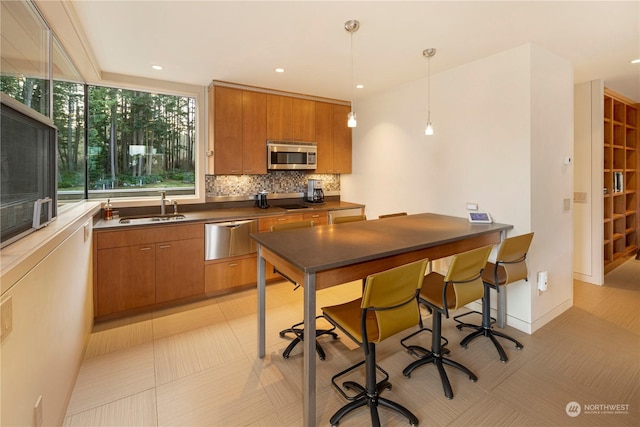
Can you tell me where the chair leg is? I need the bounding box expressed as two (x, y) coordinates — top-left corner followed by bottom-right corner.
(279, 315), (338, 360)
(458, 286), (523, 362)
(403, 311), (477, 400)
(330, 343), (419, 426)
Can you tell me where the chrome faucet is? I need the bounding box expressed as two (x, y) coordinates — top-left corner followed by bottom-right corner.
(160, 191), (171, 215)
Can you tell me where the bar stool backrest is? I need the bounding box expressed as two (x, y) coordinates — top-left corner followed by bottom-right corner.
(361, 259), (429, 343)
(444, 245), (492, 315)
(494, 232), (534, 284)
(333, 214), (367, 224)
(270, 220), (314, 232)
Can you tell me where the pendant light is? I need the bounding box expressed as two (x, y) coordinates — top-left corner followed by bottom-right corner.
(423, 48), (436, 136)
(345, 20), (360, 128)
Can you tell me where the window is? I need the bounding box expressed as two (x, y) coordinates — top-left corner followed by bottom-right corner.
(1, 0), (198, 204)
(53, 36), (86, 203)
(86, 87), (196, 198)
(0, 0), (50, 116)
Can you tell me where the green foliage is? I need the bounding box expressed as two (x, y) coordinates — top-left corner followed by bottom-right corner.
(2, 77), (197, 197)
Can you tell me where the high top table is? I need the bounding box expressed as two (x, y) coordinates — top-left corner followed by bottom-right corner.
(251, 213), (513, 426)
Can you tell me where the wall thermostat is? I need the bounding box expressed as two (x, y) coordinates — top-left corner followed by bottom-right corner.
(468, 211), (493, 223)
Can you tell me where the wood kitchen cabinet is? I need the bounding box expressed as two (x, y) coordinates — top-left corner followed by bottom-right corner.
(314, 102), (352, 174)
(205, 254), (259, 295)
(257, 213), (305, 232)
(156, 237), (205, 303)
(95, 224), (204, 318)
(96, 244), (156, 317)
(266, 94), (315, 142)
(303, 211), (328, 225)
(210, 86), (267, 175)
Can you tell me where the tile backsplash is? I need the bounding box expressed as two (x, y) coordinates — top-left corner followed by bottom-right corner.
(206, 172), (340, 197)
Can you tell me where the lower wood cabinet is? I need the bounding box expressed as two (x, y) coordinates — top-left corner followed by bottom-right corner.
(156, 238), (205, 303)
(95, 224), (204, 318)
(96, 244), (156, 317)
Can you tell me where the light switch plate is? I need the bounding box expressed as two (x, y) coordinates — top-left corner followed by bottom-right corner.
(466, 202), (478, 211)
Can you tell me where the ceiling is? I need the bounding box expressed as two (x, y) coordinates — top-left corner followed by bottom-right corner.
(67, 1), (640, 102)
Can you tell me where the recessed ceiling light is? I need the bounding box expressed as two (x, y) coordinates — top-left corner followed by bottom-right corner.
(356, 84), (364, 89)
(151, 65), (163, 70)
(631, 59), (640, 64)
(275, 68), (285, 73)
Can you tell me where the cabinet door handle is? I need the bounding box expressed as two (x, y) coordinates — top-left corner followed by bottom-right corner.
(139, 247), (152, 251)
(311, 214), (320, 218)
(159, 244), (171, 249)
(278, 218), (287, 221)
(228, 263), (238, 267)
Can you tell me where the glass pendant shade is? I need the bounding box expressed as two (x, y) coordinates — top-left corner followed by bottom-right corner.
(348, 111), (357, 128)
(425, 122), (434, 135)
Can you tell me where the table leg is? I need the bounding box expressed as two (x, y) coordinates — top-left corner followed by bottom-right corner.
(303, 271), (316, 427)
(497, 288), (506, 328)
(257, 246), (266, 358)
(496, 229), (506, 328)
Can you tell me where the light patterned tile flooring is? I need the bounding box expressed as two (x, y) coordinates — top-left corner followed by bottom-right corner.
(64, 265), (640, 426)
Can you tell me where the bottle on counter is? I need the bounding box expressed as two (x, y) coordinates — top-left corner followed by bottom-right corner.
(103, 199), (113, 220)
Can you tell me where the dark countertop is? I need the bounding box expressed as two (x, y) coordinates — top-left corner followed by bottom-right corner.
(93, 200), (364, 230)
(251, 212), (513, 273)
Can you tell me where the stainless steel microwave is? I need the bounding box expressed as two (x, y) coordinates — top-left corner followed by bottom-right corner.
(267, 141), (317, 170)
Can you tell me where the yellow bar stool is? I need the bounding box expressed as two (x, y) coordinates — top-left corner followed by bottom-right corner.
(270, 220), (338, 360)
(322, 259), (429, 427)
(456, 232), (534, 362)
(402, 245), (492, 399)
(332, 214), (367, 224)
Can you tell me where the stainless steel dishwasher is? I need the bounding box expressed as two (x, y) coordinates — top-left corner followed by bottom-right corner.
(205, 219), (258, 260)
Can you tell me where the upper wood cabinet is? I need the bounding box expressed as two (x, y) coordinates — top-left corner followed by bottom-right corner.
(242, 91), (268, 174)
(210, 86), (267, 175)
(314, 102), (352, 174)
(209, 83), (350, 174)
(266, 94), (315, 142)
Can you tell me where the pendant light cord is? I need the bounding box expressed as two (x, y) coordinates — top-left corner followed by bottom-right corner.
(350, 30), (355, 114)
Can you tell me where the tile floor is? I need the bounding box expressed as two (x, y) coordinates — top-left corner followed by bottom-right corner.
(63, 269), (639, 426)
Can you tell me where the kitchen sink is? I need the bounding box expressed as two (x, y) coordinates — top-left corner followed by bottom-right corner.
(118, 214), (186, 224)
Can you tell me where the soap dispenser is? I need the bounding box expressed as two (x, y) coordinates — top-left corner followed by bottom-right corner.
(103, 199), (113, 220)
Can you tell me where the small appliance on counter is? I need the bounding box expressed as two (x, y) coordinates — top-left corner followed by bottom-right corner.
(255, 191), (270, 209)
(306, 179), (324, 204)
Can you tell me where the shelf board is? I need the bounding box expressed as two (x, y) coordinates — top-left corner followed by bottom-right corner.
(612, 233), (624, 241)
(612, 213), (625, 220)
(625, 245), (638, 255)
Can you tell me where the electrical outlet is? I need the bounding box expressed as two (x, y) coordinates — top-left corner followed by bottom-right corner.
(563, 198), (571, 212)
(466, 202), (478, 211)
(0, 296), (12, 340)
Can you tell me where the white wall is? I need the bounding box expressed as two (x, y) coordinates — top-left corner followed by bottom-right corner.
(573, 80), (605, 285)
(1, 221), (94, 426)
(342, 43), (574, 333)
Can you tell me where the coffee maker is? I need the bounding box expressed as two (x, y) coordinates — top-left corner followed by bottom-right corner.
(255, 191), (269, 209)
(306, 179), (324, 204)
